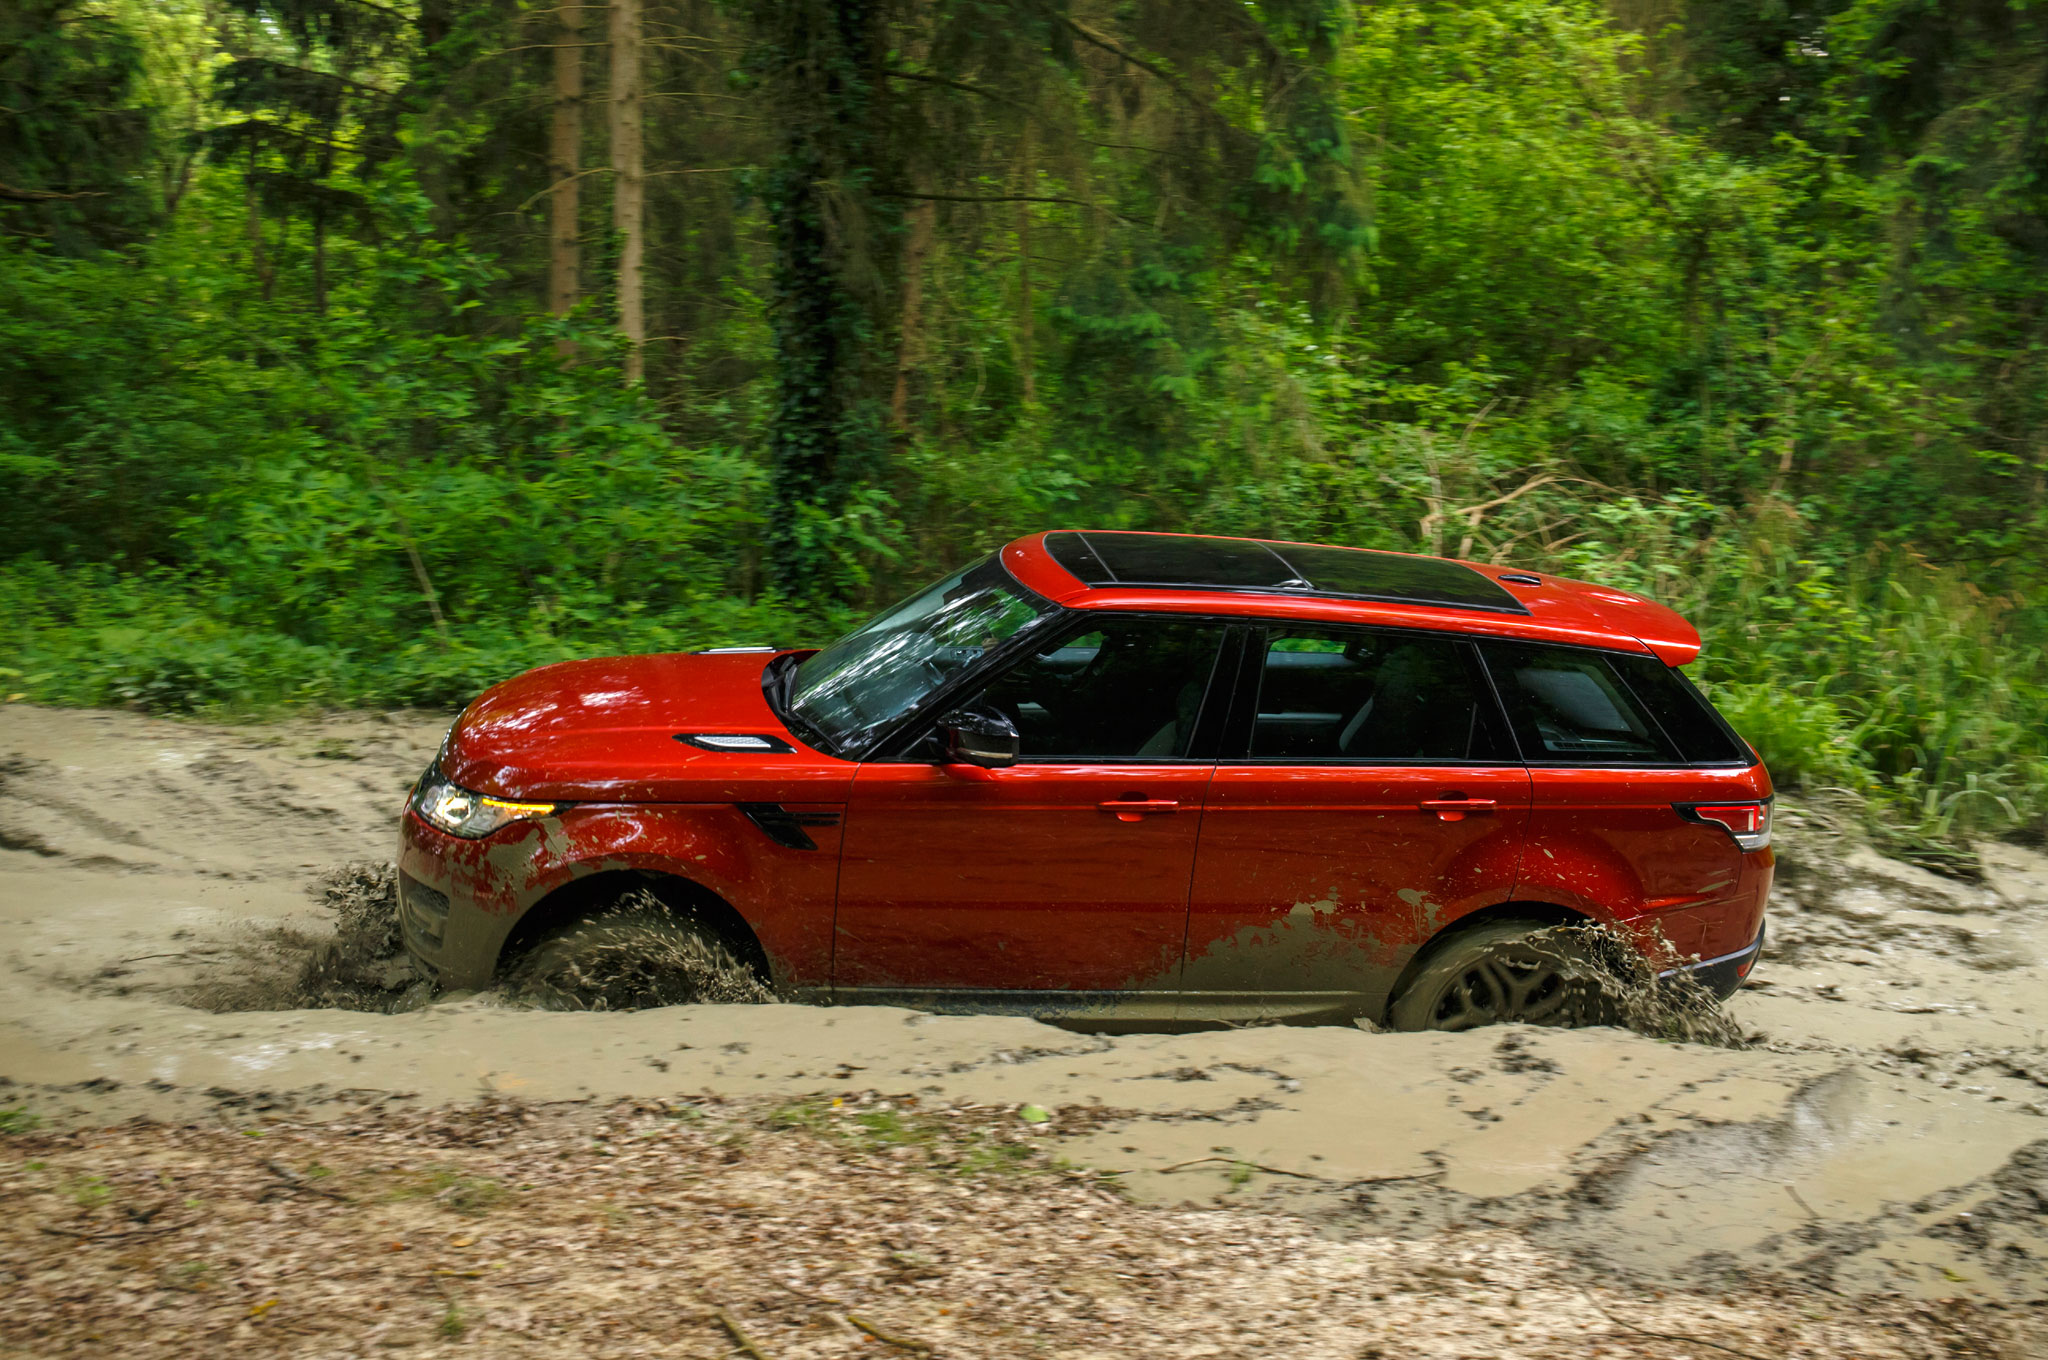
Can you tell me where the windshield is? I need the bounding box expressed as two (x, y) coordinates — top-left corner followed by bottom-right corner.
(789, 557), (1050, 749)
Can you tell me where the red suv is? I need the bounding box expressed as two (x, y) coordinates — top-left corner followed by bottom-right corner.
(398, 531), (1771, 1030)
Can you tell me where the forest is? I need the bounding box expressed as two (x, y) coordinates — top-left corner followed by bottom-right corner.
(3, 0), (2047, 864)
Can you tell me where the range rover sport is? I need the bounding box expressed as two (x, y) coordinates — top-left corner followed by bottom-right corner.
(398, 530), (1771, 1030)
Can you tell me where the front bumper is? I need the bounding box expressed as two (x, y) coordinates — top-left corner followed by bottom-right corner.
(396, 809), (530, 990)
(1659, 919), (1766, 1001)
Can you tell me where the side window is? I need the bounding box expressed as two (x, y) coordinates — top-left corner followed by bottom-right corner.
(972, 617), (1227, 760)
(1608, 654), (1753, 765)
(1251, 628), (1509, 762)
(1480, 642), (1678, 763)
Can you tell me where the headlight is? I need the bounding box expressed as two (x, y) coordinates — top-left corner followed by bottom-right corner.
(411, 768), (559, 839)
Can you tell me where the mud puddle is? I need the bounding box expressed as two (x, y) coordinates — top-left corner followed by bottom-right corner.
(3, 703), (2048, 1310)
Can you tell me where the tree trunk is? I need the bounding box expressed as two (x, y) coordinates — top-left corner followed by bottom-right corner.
(414, 0), (458, 233)
(312, 200), (327, 315)
(891, 196), (935, 432)
(313, 124), (336, 315)
(549, 0), (586, 354)
(1016, 125), (1035, 406)
(609, 0), (645, 384)
(758, 0), (900, 598)
(245, 156), (274, 303)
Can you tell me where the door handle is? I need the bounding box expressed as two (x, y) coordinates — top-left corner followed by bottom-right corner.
(1419, 798), (1497, 822)
(1099, 798), (1181, 822)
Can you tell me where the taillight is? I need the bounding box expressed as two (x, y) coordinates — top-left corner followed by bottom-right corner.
(1676, 801), (1772, 851)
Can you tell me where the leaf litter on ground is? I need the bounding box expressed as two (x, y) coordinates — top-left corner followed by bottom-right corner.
(0, 1094), (2031, 1359)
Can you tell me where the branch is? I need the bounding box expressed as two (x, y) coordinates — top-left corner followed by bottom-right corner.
(1148, 1155), (1330, 1181)
(331, 0), (411, 23)
(1055, 14), (1245, 140)
(876, 188), (1131, 224)
(224, 56), (395, 98)
(847, 1314), (933, 1354)
(0, 180), (105, 204)
(1580, 1292), (1772, 1360)
(516, 165), (612, 213)
(516, 165), (750, 213)
(715, 1308), (774, 1360)
(885, 67), (1032, 114)
(473, 41), (608, 58)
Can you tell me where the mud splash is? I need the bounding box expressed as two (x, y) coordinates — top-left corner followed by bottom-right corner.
(1542, 922), (1749, 1048)
(501, 889), (776, 1010)
(193, 874), (777, 1015)
(186, 861), (428, 1014)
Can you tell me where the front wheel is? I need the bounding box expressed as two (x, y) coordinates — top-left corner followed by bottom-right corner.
(504, 897), (772, 1010)
(1387, 920), (1614, 1032)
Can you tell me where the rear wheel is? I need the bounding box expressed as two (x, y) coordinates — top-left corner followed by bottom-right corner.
(504, 896), (772, 1010)
(1387, 920), (1613, 1032)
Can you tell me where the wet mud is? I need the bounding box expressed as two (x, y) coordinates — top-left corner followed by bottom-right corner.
(3, 704), (2048, 1318)
(187, 862), (431, 1015)
(501, 890), (778, 1010)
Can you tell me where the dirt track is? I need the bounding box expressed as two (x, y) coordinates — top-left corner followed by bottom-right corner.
(2, 704), (2046, 1355)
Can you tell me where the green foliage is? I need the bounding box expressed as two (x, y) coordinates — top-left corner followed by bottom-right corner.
(1704, 684), (1869, 794)
(2, 0), (2047, 859)
(0, 0), (159, 251)
(0, 172), (828, 711)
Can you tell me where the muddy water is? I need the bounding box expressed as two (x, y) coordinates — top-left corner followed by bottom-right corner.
(2, 705), (2045, 1303)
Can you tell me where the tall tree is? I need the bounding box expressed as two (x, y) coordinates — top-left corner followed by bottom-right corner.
(752, 0), (901, 595)
(211, 0), (413, 313)
(550, 0), (587, 347)
(0, 0), (159, 252)
(746, 0), (1366, 597)
(610, 0), (645, 382)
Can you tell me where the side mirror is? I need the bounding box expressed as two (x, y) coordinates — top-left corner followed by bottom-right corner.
(939, 708), (1020, 770)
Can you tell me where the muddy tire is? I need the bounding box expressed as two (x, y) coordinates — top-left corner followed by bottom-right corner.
(504, 900), (772, 1010)
(1387, 920), (1615, 1033)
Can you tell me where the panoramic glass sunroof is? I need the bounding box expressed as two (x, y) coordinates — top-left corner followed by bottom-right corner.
(1043, 531), (1528, 615)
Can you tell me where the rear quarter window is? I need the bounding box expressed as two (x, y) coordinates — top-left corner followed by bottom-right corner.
(1607, 653), (1754, 766)
(1479, 642), (1678, 764)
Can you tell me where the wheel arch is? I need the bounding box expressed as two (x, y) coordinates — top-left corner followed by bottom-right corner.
(495, 868), (772, 983)
(1378, 898), (1595, 1025)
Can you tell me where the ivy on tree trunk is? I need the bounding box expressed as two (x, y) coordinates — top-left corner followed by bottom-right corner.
(754, 0), (902, 600)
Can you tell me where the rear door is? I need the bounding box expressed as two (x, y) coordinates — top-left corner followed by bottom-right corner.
(831, 615), (1236, 1014)
(1183, 625), (1532, 1022)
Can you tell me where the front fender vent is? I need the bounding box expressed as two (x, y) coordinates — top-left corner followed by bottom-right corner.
(737, 803), (840, 851)
(677, 732), (796, 754)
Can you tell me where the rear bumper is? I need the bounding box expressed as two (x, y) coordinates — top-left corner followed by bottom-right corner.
(1659, 919), (1766, 1001)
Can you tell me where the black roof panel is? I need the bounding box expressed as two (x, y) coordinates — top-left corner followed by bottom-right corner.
(1044, 531), (1528, 615)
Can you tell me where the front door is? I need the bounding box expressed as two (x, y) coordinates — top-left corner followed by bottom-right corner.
(1183, 625), (1533, 1022)
(832, 615), (1233, 1014)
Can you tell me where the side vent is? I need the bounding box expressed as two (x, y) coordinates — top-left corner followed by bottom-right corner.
(676, 733), (796, 754)
(737, 803), (841, 851)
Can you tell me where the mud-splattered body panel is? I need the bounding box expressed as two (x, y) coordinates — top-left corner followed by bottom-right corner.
(398, 801), (845, 991)
(1514, 765), (1774, 963)
(1182, 766), (1534, 1021)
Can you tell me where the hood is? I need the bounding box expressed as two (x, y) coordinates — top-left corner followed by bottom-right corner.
(439, 650), (846, 803)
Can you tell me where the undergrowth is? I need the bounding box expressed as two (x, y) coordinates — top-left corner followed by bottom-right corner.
(3, 491), (2042, 868)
